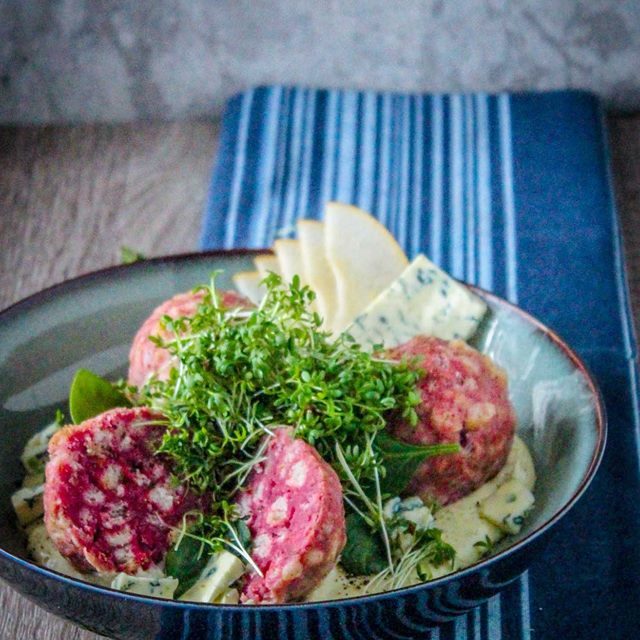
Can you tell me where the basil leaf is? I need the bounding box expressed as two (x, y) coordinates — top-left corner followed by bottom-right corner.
(69, 368), (130, 424)
(340, 513), (388, 576)
(376, 431), (460, 496)
(165, 537), (210, 598)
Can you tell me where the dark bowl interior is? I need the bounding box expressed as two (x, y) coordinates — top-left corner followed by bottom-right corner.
(0, 251), (606, 640)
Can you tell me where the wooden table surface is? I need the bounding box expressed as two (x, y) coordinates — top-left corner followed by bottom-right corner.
(0, 115), (639, 639)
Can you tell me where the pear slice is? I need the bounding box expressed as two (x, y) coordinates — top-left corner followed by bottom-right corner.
(231, 271), (264, 304)
(325, 202), (408, 332)
(254, 254), (281, 278)
(273, 238), (318, 312)
(297, 219), (338, 329)
(273, 239), (305, 285)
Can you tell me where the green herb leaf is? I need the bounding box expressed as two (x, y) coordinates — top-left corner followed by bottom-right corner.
(165, 536), (211, 598)
(340, 513), (388, 576)
(69, 368), (131, 424)
(233, 519), (252, 552)
(120, 246), (146, 264)
(54, 409), (66, 427)
(415, 527), (457, 579)
(473, 534), (494, 557)
(376, 431), (460, 496)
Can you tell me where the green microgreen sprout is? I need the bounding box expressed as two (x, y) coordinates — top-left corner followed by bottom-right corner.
(137, 271), (440, 577)
(473, 534), (495, 557)
(172, 503), (263, 578)
(366, 517), (456, 592)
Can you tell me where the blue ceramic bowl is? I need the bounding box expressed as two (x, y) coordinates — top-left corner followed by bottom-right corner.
(0, 251), (606, 640)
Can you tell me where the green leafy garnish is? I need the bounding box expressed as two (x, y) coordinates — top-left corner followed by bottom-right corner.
(120, 246), (146, 264)
(54, 409), (66, 427)
(69, 368), (130, 424)
(168, 504), (262, 578)
(473, 535), (494, 557)
(341, 513), (388, 576)
(233, 519), (252, 553)
(376, 432), (460, 496)
(165, 535), (211, 597)
(367, 516), (456, 591)
(414, 528), (457, 581)
(166, 515), (253, 597)
(139, 273), (422, 551)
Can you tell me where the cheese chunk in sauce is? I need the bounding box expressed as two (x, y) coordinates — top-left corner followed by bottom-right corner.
(111, 573), (179, 599)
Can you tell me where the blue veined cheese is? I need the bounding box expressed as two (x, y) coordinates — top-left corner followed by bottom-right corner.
(305, 437), (536, 599)
(11, 484), (44, 526)
(384, 495), (435, 554)
(479, 478), (535, 534)
(111, 573), (179, 599)
(345, 254), (487, 349)
(431, 437), (535, 571)
(384, 496), (434, 530)
(21, 421), (61, 475)
(178, 550), (245, 603)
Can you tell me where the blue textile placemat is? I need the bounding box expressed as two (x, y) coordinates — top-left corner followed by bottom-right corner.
(202, 86), (639, 639)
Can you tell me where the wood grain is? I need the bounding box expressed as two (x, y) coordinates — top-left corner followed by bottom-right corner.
(0, 116), (638, 639)
(0, 120), (218, 311)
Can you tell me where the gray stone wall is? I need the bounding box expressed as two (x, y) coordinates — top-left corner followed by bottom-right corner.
(1, 0), (639, 123)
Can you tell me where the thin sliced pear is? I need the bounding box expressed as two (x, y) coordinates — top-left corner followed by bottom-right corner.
(254, 254), (281, 278)
(231, 271), (264, 304)
(325, 202), (408, 332)
(273, 238), (317, 311)
(273, 239), (305, 285)
(297, 219), (337, 328)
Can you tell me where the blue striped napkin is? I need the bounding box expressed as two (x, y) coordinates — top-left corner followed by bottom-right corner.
(202, 86), (639, 639)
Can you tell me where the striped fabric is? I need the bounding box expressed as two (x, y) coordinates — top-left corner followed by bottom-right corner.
(202, 86), (640, 639)
(204, 89), (519, 302)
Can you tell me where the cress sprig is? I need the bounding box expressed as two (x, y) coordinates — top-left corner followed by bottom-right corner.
(139, 272), (421, 505)
(135, 272), (462, 583)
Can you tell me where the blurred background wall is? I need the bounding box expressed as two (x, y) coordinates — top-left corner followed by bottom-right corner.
(1, 0), (639, 124)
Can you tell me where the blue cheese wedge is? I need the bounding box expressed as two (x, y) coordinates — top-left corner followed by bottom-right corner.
(12, 484), (45, 526)
(384, 496), (434, 530)
(384, 495), (436, 553)
(345, 254), (487, 349)
(179, 550), (245, 604)
(111, 573), (179, 599)
(479, 478), (535, 535)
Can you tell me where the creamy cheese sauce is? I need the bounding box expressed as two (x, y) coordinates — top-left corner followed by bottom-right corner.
(26, 520), (113, 586)
(305, 436), (535, 601)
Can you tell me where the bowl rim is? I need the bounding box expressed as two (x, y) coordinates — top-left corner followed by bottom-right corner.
(0, 248), (607, 610)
